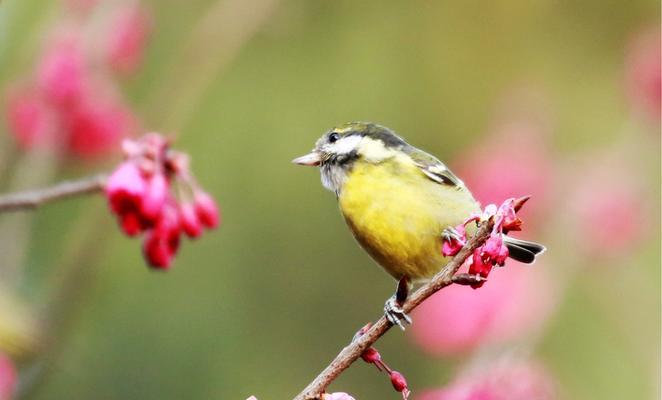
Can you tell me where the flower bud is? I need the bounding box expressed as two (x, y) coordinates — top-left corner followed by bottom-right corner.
(360, 347), (381, 364)
(140, 173), (168, 221)
(179, 203), (202, 238)
(194, 191), (220, 229)
(390, 370), (409, 394)
(142, 204), (181, 269)
(105, 161), (149, 235)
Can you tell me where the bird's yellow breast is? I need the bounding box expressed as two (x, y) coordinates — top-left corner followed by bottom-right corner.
(338, 158), (479, 281)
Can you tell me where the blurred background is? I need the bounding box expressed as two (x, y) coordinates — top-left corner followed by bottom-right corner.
(0, 0), (659, 399)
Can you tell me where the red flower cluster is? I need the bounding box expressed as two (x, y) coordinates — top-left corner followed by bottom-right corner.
(442, 198), (526, 288)
(355, 324), (410, 399)
(105, 133), (219, 269)
(5, 3), (151, 159)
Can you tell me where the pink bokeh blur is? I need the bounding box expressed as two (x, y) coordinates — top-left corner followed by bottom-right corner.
(3, 2), (151, 160)
(624, 26), (661, 121)
(566, 151), (648, 259)
(417, 358), (555, 400)
(0, 355), (16, 400)
(454, 108), (554, 227)
(409, 263), (555, 356)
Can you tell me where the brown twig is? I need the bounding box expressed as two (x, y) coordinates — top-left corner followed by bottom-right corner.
(0, 174), (106, 212)
(293, 220), (495, 400)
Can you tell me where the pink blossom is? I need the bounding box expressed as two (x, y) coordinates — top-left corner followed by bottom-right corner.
(106, 5), (152, 74)
(179, 203), (203, 238)
(440, 198), (531, 287)
(323, 393), (356, 400)
(417, 359), (556, 400)
(482, 235), (508, 266)
(65, 97), (135, 158)
(141, 173), (168, 222)
(467, 248), (492, 287)
(105, 134), (220, 269)
(105, 161), (149, 236)
(194, 191), (220, 229)
(142, 203), (181, 269)
(5, 89), (54, 149)
(0, 354), (16, 400)
(37, 39), (86, 106)
(410, 265), (554, 355)
(624, 26), (661, 121)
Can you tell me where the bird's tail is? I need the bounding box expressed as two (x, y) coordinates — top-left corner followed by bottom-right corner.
(503, 236), (546, 264)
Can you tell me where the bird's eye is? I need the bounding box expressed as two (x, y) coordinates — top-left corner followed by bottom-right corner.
(328, 132), (340, 143)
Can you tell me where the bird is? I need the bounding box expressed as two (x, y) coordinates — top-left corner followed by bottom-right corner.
(292, 122), (545, 328)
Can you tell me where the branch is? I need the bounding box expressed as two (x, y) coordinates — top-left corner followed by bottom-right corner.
(293, 220), (494, 400)
(0, 174), (106, 212)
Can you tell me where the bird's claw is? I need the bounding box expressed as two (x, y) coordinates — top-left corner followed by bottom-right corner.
(442, 226), (463, 242)
(384, 296), (412, 331)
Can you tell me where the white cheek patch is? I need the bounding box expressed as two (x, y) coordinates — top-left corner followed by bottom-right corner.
(358, 138), (398, 162)
(328, 135), (363, 155)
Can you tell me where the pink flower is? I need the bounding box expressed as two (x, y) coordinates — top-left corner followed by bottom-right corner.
(194, 191), (220, 229)
(0, 354), (16, 400)
(142, 203), (181, 269)
(37, 39), (86, 106)
(417, 358), (556, 400)
(105, 161), (149, 236)
(323, 393), (356, 400)
(106, 5), (152, 74)
(467, 248), (492, 287)
(105, 134), (220, 269)
(440, 198), (531, 287)
(5, 89), (54, 149)
(624, 26), (661, 121)
(65, 97), (135, 158)
(179, 203), (203, 238)
(410, 265), (554, 355)
(141, 173), (168, 222)
(481, 235), (507, 266)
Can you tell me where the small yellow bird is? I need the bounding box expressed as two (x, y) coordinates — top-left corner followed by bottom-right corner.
(293, 122), (544, 328)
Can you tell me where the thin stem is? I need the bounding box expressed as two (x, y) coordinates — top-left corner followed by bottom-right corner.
(293, 221), (494, 400)
(0, 174), (106, 212)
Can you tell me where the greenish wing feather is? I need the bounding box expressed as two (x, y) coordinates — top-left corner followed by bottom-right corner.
(405, 146), (465, 187)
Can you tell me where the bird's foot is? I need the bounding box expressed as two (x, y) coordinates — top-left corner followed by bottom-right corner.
(442, 226), (463, 242)
(384, 295), (412, 331)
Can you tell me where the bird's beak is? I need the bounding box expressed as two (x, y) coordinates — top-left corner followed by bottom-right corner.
(292, 151), (321, 166)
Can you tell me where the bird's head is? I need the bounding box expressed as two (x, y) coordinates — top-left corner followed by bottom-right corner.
(293, 122), (407, 193)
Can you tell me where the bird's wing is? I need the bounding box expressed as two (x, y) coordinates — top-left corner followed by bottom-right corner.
(406, 147), (464, 187)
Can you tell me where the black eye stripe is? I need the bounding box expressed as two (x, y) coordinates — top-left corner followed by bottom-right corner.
(328, 132), (340, 143)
